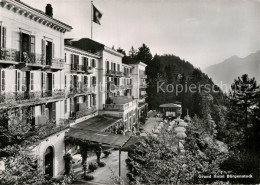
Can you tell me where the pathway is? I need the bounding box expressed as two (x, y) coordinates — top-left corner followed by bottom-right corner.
(73, 150), (128, 184)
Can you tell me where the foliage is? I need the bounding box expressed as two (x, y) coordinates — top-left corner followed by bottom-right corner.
(103, 150), (112, 158)
(126, 121), (227, 184)
(84, 174), (94, 181)
(88, 162), (98, 172)
(98, 161), (106, 167)
(63, 153), (73, 175)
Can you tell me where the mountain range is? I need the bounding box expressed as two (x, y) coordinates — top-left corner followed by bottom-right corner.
(203, 50), (260, 92)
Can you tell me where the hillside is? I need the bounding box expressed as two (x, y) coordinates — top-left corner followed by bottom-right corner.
(139, 54), (225, 119)
(204, 51), (260, 92)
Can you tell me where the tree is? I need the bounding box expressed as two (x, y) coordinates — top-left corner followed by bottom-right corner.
(228, 74), (260, 151)
(135, 44), (152, 65)
(117, 47), (126, 56)
(126, 122), (227, 184)
(128, 46), (137, 58)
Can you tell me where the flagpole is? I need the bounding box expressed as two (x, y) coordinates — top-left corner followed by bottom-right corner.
(91, 0), (93, 39)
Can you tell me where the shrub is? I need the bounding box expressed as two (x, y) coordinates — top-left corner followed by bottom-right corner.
(88, 162), (98, 172)
(98, 161), (106, 167)
(84, 174), (94, 181)
(103, 150), (111, 158)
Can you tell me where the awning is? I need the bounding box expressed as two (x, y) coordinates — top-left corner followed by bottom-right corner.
(66, 115), (140, 149)
(66, 128), (132, 148)
(71, 115), (122, 131)
(159, 103), (181, 108)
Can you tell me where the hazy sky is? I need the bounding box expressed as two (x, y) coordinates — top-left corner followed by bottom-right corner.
(23, 0), (260, 68)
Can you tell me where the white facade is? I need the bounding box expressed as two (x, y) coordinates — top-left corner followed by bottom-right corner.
(0, 0), (148, 179)
(0, 0), (72, 178)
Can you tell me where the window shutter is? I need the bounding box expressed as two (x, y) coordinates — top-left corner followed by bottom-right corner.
(71, 54), (73, 65)
(17, 71), (21, 91)
(2, 27), (6, 48)
(1, 70), (5, 91)
(15, 70), (18, 92)
(52, 102), (56, 121)
(30, 72), (34, 91)
(52, 73), (55, 89)
(30, 35), (35, 55)
(41, 39), (45, 64)
(52, 43), (55, 58)
(64, 99), (67, 114)
(22, 71), (26, 91)
(42, 72), (46, 91)
(65, 75), (67, 88)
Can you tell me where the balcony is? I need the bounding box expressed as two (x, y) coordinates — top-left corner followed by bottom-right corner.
(140, 74), (147, 79)
(119, 85), (126, 90)
(38, 119), (70, 139)
(140, 94), (148, 99)
(103, 98), (137, 112)
(21, 52), (46, 68)
(0, 90), (65, 107)
(126, 84), (133, 89)
(50, 58), (65, 70)
(69, 106), (97, 120)
(106, 70), (116, 76)
(107, 82), (119, 92)
(139, 84), (147, 88)
(71, 64), (85, 73)
(67, 85), (95, 96)
(0, 48), (20, 64)
(85, 66), (94, 74)
(124, 72), (131, 77)
(115, 71), (124, 77)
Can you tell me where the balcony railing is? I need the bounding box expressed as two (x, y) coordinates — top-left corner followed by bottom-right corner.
(140, 74), (147, 79)
(119, 85), (126, 90)
(124, 72), (131, 77)
(126, 84), (133, 89)
(22, 52), (46, 66)
(85, 66), (94, 74)
(0, 48), (20, 63)
(71, 64), (85, 72)
(139, 84), (147, 88)
(107, 82), (119, 91)
(70, 106), (97, 120)
(106, 70), (116, 76)
(103, 99), (137, 111)
(38, 119), (70, 139)
(140, 94), (148, 99)
(116, 71), (123, 76)
(0, 90), (65, 107)
(51, 58), (65, 69)
(67, 85), (95, 96)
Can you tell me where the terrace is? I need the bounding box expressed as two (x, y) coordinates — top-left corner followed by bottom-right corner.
(0, 89), (65, 107)
(103, 96), (137, 112)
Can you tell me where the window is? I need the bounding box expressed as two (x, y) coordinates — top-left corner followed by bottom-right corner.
(30, 73), (34, 90)
(30, 35), (35, 54)
(16, 71), (21, 91)
(42, 72), (46, 91)
(65, 75), (67, 88)
(84, 76), (88, 86)
(92, 59), (96, 68)
(93, 94), (96, 106)
(65, 53), (67, 62)
(106, 61), (109, 71)
(1, 27), (6, 48)
(1, 70), (5, 91)
(52, 74), (55, 89)
(92, 76), (96, 86)
(64, 99), (67, 114)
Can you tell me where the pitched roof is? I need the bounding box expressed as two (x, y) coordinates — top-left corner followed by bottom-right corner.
(9, 0), (72, 31)
(65, 38), (104, 54)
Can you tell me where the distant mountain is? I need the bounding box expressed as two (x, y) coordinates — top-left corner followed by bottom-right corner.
(204, 51), (260, 92)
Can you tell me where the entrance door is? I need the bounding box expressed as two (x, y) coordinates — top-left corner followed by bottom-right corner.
(44, 146), (54, 177)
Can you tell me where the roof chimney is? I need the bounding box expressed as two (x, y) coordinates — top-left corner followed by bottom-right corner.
(45, 4), (53, 17)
